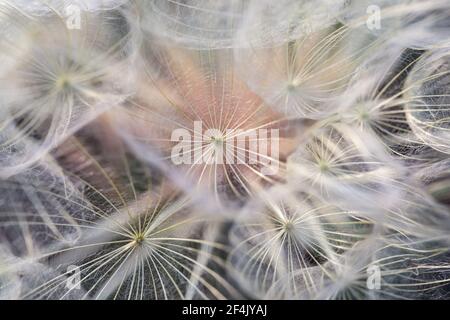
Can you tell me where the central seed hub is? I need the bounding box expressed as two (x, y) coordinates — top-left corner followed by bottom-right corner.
(56, 75), (71, 90)
(210, 136), (224, 146)
(134, 234), (145, 245)
(318, 161), (329, 172)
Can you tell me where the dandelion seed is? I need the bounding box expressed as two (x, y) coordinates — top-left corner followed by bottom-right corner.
(0, 6), (135, 178)
(111, 46), (301, 203)
(228, 187), (372, 299)
(1, 137), (236, 299)
(235, 25), (365, 119)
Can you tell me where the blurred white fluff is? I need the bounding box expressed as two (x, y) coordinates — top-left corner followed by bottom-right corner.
(234, 0), (346, 48)
(138, 0), (247, 49)
(6, 0), (128, 14)
(138, 0), (346, 49)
